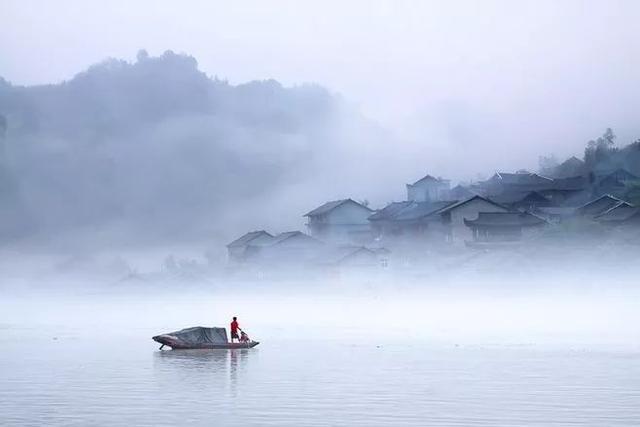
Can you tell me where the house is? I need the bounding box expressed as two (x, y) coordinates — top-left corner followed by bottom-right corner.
(492, 191), (550, 211)
(433, 195), (511, 244)
(226, 230), (274, 262)
(368, 200), (456, 241)
(304, 199), (374, 243)
(576, 194), (632, 218)
(595, 168), (639, 196)
(227, 230), (324, 265)
(537, 188), (591, 208)
(552, 156), (586, 178)
(369, 195), (510, 245)
(480, 171), (554, 196)
(318, 246), (385, 269)
(406, 174), (451, 202)
(449, 184), (476, 200)
(593, 203), (640, 226)
(464, 212), (548, 243)
(253, 231), (324, 264)
(552, 175), (589, 191)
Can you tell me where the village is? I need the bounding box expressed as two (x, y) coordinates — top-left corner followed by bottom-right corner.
(227, 156), (640, 272)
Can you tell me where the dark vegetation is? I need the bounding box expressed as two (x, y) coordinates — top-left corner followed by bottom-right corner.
(539, 128), (640, 205)
(0, 50), (355, 244)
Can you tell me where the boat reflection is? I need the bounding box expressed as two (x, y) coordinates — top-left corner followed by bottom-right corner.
(153, 348), (255, 393)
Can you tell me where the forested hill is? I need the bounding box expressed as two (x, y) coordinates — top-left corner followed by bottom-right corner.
(539, 128), (640, 180)
(0, 50), (359, 245)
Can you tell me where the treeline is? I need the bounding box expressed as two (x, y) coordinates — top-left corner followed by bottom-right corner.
(0, 50), (350, 243)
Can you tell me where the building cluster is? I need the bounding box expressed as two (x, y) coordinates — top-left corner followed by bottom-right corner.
(227, 160), (640, 269)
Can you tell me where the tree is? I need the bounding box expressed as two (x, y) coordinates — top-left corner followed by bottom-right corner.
(584, 128), (618, 172)
(538, 155), (558, 176)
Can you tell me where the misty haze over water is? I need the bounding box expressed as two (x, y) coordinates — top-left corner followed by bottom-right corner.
(2, 1), (640, 426)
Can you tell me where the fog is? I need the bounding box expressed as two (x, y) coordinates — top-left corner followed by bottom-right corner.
(2, 4), (640, 424)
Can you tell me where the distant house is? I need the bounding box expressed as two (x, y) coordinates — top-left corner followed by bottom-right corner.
(406, 174), (451, 202)
(576, 194), (632, 218)
(227, 230), (323, 265)
(434, 195), (511, 244)
(368, 200), (456, 240)
(369, 195), (510, 244)
(537, 188), (591, 208)
(226, 230), (274, 262)
(595, 168), (639, 196)
(318, 246), (385, 269)
(464, 212), (548, 244)
(480, 172), (554, 196)
(304, 199), (374, 243)
(449, 184), (476, 200)
(594, 203), (640, 226)
(552, 156), (586, 178)
(492, 191), (550, 211)
(255, 231), (324, 264)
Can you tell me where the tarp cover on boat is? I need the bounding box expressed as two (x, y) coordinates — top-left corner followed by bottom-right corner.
(167, 326), (228, 344)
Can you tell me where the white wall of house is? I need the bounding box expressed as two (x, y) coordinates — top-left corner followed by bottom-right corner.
(308, 202), (372, 242)
(407, 181), (450, 202)
(447, 199), (508, 244)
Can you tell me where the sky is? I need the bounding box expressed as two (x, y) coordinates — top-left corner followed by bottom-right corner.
(2, 0), (640, 172)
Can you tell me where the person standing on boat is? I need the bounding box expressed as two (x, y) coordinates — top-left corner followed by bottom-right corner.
(230, 317), (242, 342)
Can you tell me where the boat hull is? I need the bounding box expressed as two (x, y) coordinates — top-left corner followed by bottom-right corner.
(153, 334), (259, 350)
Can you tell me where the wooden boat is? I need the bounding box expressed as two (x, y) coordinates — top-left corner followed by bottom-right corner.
(152, 326), (259, 350)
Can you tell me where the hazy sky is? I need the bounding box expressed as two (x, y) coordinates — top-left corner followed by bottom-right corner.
(2, 0), (640, 171)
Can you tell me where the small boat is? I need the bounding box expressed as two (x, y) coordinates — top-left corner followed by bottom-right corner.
(153, 326), (259, 350)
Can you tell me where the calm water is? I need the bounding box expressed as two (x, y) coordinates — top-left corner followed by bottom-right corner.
(1, 289), (640, 426)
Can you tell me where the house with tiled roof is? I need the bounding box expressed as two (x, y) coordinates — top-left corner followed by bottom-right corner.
(369, 195), (510, 244)
(304, 198), (374, 243)
(406, 174), (451, 202)
(464, 211), (548, 243)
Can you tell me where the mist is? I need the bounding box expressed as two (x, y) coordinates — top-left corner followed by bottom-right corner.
(2, 3), (640, 426)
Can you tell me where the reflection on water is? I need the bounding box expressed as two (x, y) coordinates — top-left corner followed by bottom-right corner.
(154, 348), (252, 396)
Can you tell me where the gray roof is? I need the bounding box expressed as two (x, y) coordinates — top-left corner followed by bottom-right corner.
(408, 174), (448, 187)
(319, 246), (377, 265)
(269, 231), (321, 245)
(464, 212), (547, 227)
(368, 201), (413, 221)
(491, 172), (553, 185)
(226, 230), (273, 248)
(436, 195), (509, 214)
(304, 199), (372, 217)
(577, 194), (629, 215)
(393, 200), (457, 221)
(492, 191), (548, 205)
(552, 175), (589, 190)
(594, 203), (640, 222)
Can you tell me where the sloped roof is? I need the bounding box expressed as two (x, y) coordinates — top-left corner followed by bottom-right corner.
(577, 194), (628, 215)
(492, 191), (548, 205)
(464, 212), (547, 227)
(408, 174), (448, 187)
(393, 200), (457, 221)
(436, 195), (509, 214)
(304, 199), (372, 217)
(368, 201), (413, 221)
(552, 175), (589, 190)
(226, 230), (273, 248)
(491, 172), (553, 185)
(269, 231), (321, 245)
(593, 203), (639, 222)
(598, 168), (639, 181)
(450, 185), (477, 198)
(561, 156), (585, 167)
(320, 246), (377, 265)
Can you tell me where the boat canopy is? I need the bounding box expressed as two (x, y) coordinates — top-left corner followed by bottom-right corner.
(165, 326), (228, 345)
